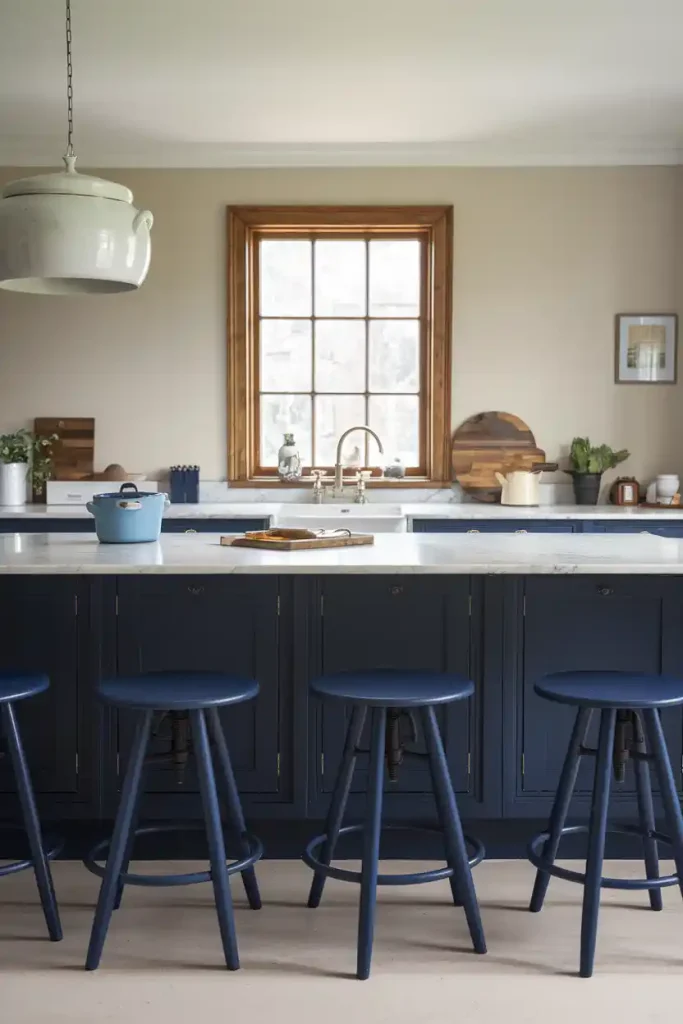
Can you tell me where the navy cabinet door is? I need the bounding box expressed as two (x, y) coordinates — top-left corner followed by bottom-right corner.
(114, 576), (280, 815)
(503, 576), (683, 818)
(307, 576), (482, 818)
(0, 577), (82, 800)
(411, 519), (576, 533)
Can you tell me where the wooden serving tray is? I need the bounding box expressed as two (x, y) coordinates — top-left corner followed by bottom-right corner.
(221, 529), (375, 551)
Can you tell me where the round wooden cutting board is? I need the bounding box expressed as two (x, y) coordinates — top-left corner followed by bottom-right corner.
(451, 411), (547, 502)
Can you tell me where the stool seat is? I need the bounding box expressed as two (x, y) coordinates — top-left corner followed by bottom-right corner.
(310, 670), (474, 707)
(98, 672), (259, 710)
(0, 673), (49, 704)
(534, 671), (683, 709)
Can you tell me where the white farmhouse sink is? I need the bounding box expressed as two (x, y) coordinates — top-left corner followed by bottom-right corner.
(274, 503), (406, 534)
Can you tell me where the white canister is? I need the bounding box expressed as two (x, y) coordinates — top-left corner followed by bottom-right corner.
(656, 474), (680, 505)
(0, 462), (28, 505)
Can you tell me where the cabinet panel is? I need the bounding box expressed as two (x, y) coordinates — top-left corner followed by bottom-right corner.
(309, 577), (475, 813)
(0, 577), (80, 796)
(411, 519), (576, 533)
(115, 576), (280, 808)
(505, 576), (683, 816)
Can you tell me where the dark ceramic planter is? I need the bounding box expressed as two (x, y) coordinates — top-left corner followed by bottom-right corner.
(571, 472), (602, 506)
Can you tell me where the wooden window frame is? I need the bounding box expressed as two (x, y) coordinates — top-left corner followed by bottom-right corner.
(227, 205), (452, 486)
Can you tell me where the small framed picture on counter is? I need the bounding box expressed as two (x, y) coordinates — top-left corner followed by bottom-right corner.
(615, 313), (678, 384)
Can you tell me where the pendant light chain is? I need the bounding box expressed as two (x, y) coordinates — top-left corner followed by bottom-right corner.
(65, 0), (75, 158)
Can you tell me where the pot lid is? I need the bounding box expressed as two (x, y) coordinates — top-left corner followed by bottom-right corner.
(2, 166), (133, 204)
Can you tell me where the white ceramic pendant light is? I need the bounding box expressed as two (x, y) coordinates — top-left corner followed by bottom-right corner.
(0, 1), (153, 295)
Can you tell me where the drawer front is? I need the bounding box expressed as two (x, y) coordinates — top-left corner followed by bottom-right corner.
(0, 519), (94, 532)
(411, 519), (576, 534)
(592, 522), (683, 538)
(161, 518), (270, 534)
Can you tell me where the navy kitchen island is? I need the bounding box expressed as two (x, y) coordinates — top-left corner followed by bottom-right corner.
(1, 531), (683, 857)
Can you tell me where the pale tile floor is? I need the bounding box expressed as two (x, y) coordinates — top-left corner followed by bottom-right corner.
(0, 859), (681, 1024)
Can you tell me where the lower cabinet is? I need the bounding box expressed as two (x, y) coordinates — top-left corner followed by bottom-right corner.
(503, 576), (683, 818)
(111, 576), (282, 818)
(0, 577), (94, 819)
(306, 576), (490, 819)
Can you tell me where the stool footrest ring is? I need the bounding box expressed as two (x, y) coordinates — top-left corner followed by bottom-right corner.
(0, 824), (63, 878)
(83, 824), (262, 887)
(303, 824), (484, 886)
(528, 824), (679, 890)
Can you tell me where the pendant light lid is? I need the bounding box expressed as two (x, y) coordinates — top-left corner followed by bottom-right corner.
(3, 167), (133, 205)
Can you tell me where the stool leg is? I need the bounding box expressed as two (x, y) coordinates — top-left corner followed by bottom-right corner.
(426, 714), (462, 908)
(530, 707), (591, 913)
(642, 708), (683, 901)
(2, 702), (62, 942)
(85, 710), (152, 970)
(422, 705), (487, 956)
(632, 712), (662, 911)
(580, 707), (615, 979)
(357, 705), (385, 981)
(192, 709), (240, 970)
(308, 704), (367, 909)
(207, 706), (261, 911)
(113, 765), (145, 911)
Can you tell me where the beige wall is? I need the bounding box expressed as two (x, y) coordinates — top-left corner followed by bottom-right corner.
(0, 166), (681, 484)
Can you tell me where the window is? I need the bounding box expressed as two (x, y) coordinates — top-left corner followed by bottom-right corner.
(227, 206), (452, 485)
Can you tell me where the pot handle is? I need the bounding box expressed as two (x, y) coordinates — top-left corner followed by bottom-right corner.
(86, 501), (96, 517)
(118, 483), (139, 496)
(133, 209), (154, 234)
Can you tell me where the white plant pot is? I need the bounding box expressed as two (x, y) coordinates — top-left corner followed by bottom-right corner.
(0, 463), (28, 506)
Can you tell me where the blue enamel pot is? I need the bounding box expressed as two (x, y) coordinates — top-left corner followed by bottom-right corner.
(86, 483), (168, 543)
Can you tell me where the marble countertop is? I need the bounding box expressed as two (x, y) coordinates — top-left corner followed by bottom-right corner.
(2, 531), (683, 574)
(3, 502), (683, 521)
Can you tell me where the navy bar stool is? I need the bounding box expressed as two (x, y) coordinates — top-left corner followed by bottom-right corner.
(83, 672), (263, 971)
(0, 673), (62, 941)
(528, 671), (683, 978)
(303, 670), (486, 980)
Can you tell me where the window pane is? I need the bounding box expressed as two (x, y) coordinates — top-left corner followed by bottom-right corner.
(260, 394), (312, 467)
(314, 395), (366, 466)
(368, 320), (419, 393)
(260, 320), (312, 392)
(369, 395), (420, 467)
(260, 240), (312, 316)
(314, 240), (366, 316)
(315, 320), (366, 393)
(369, 239), (420, 317)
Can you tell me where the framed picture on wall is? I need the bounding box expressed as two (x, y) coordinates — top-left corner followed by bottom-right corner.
(615, 313), (678, 384)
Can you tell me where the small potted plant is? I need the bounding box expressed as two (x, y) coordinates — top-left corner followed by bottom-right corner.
(0, 429), (58, 506)
(568, 437), (630, 505)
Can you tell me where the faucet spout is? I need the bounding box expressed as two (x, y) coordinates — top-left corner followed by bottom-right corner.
(334, 426), (384, 495)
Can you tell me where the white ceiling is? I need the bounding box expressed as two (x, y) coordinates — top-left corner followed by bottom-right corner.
(2, 0), (683, 167)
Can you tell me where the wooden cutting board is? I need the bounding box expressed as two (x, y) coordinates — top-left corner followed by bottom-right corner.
(221, 533), (375, 551)
(34, 417), (95, 481)
(451, 411), (546, 503)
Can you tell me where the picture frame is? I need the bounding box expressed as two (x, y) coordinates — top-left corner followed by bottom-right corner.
(615, 313), (678, 384)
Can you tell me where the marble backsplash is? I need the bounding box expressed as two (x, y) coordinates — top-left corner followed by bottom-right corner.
(198, 480), (576, 505)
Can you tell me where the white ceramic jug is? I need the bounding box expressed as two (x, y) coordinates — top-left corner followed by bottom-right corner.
(495, 469), (540, 506)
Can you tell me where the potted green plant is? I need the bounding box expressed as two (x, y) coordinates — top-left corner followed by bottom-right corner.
(568, 437), (630, 505)
(0, 429), (58, 506)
